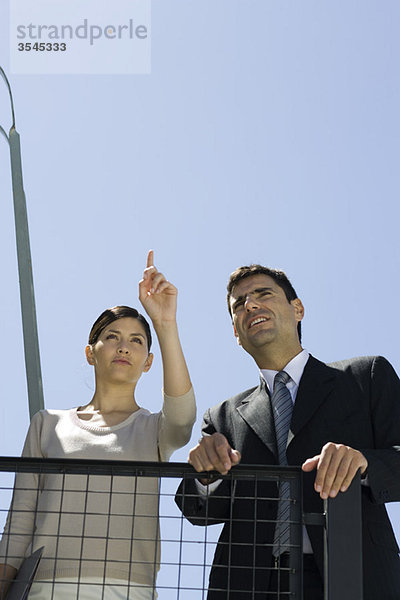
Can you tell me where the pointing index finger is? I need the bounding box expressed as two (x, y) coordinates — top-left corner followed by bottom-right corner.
(146, 249), (154, 268)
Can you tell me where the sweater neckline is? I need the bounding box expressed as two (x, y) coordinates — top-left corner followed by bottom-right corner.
(69, 406), (147, 432)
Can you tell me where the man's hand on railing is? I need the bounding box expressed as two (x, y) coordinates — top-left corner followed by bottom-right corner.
(188, 433), (241, 485)
(302, 441), (368, 500)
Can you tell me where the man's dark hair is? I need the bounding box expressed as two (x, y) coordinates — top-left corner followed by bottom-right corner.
(227, 264), (302, 342)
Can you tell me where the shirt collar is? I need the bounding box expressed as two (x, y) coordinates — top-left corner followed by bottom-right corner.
(260, 349), (310, 394)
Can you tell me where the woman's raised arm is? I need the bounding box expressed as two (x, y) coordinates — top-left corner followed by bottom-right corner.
(139, 250), (192, 397)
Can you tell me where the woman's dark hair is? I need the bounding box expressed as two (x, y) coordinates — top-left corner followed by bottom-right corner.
(88, 306), (152, 350)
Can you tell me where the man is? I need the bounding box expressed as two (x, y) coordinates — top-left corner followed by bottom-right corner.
(176, 265), (400, 599)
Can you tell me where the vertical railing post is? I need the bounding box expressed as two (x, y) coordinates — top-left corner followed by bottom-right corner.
(289, 471), (303, 598)
(324, 473), (362, 600)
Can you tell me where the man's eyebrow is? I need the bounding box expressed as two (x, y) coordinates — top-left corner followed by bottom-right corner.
(232, 286), (274, 304)
(253, 286), (274, 294)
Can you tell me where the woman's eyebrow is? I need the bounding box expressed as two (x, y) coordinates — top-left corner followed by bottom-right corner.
(106, 329), (145, 338)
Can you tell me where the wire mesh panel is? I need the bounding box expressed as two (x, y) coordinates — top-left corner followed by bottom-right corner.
(175, 465), (303, 599)
(0, 459), (305, 599)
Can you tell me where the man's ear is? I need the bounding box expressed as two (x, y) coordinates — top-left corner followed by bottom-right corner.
(85, 345), (95, 366)
(143, 353), (154, 373)
(291, 298), (305, 322)
(233, 324), (242, 346)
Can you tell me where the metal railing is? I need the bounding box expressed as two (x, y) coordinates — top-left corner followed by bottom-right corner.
(0, 458), (362, 599)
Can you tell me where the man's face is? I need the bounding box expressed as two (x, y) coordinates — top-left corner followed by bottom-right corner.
(229, 274), (304, 359)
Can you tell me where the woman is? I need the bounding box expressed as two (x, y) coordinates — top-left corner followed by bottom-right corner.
(0, 251), (196, 599)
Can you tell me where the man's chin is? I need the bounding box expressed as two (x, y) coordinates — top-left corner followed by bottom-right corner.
(242, 332), (274, 353)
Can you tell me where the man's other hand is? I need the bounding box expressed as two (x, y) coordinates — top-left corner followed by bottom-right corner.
(302, 442), (368, 499)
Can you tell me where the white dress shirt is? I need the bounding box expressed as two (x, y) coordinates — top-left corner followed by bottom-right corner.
(260, 348), (309, 405)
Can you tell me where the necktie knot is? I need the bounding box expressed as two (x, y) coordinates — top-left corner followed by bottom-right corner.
(274, 370), (291, 389)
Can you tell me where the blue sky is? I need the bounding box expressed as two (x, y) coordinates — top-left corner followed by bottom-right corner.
(1, 0), (400, 584)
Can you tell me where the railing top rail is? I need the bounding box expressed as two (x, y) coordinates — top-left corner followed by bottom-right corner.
(0, 456), (302, 480)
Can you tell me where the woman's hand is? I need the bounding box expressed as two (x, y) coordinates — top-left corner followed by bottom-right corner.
(139, 250), (177, 327)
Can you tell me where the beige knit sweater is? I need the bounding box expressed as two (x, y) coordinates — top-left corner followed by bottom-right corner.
(0, 388), (196, 586)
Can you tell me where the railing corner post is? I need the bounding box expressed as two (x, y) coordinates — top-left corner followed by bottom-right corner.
(324, 472), (363, 600)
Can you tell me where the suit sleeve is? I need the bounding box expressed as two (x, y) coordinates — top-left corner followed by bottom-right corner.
(175, 408), (235, 526)
(361, 356), (400, 504)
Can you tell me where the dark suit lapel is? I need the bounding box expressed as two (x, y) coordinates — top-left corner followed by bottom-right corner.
(237, 379), (278, 458)
(287, 355), (336, 446)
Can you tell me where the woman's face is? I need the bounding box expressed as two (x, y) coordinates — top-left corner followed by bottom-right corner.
(85, 317), (153, 385)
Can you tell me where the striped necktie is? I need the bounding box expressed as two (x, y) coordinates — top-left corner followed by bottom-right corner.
(271, 370), (293, 556)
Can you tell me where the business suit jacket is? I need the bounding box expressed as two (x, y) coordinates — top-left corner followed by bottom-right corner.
(176, 355), (400, 599)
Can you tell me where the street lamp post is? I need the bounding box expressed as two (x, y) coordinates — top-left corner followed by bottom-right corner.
(1, 66), (44, 419)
